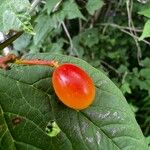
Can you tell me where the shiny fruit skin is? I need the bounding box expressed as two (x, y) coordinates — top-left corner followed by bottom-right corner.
(52, 63), (95, 110)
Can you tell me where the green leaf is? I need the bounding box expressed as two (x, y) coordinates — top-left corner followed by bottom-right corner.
(13, 33), (32, 51)
(54, 0), (85, 21)
(86, 0), (104, 15)
(129, 104), (138, 113)
(45, 121), (61, 137)
(140, 68), (150, 80)
(48, 39), (64, 54)
(80, 28), (99, 47)
(45, 0), (61, 14)
(117, 65), (128, 74)
(33, 15), (54, 45)
(0, 53), (148, 149)
(141, 57), (150, 67)
(145, 136), (150, 146)
(0, 0), (33, 34)
(131, 68), (150, 92)
(120, 82), (131, 94)
(138, 2), (150, 18)
(139, 19), (150, 40)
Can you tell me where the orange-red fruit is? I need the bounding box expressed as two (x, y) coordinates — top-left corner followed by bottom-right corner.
(52, 63), (95, 110)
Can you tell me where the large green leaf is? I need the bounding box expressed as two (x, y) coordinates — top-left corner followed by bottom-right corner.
(0, 0), (33, 34)
(0, 54), (148, 150)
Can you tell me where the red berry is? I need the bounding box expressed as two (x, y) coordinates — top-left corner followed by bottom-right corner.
(52, 64), (95, 110)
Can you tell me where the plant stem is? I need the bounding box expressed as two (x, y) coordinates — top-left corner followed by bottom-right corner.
(0, 54), (59, 69)
(0, 32), (23, 51)
(126, 0), (142, 66)
(15, 59), (59, 68)
(0, 54), (17, 69)
(29, 0), (42, 13)
(61, 21), (79, 56)
(100, 60), (120, 75)
(100, 23), (150, 46)
(100, 23), (142, 32)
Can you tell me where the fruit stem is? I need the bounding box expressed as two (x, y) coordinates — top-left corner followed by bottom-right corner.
(15, 59), (59, 68)
(0, 54), (59, 69)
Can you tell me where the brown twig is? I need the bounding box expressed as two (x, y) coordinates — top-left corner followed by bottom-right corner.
(0, 54), (59, 69)
(0, 54), (17, 69)
(120, 28), (150, 46)
(100, 23), (143, 32)
(15, 59), (59, 67)
(100, 23), (150, 46)
(100, 60), (120, 75)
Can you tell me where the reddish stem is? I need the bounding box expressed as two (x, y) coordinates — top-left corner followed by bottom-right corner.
(0, 54), (59, 69)
(15, 59), (59, 68)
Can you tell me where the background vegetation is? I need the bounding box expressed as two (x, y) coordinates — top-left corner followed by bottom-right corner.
(0, 0), (150, 148)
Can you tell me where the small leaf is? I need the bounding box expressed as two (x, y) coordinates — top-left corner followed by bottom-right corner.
(139, 68), (150, 79)
(45, 0), (62, 14)
(86, 0), (104, 15)
(138, 2), (150, 18)
(139, 19), (150, 40)
(80, 28), (99, 47)
(141, 57), (150, 67)
(117, 65), (128, 74)
(45, 121), (61, 137)
(54, 0), (85, 21)
(120, 82), (131, 94)
(138, 80), (150, 91)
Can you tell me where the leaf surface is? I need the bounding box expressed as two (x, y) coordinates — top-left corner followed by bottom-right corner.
(0, 0), (33, 34)
(138, 2), (150, 18)
(33, 15), (54, 45)
(53, 0), (85, 21)
(0, 54), (148, 150)
(86, 0), (104, 15)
